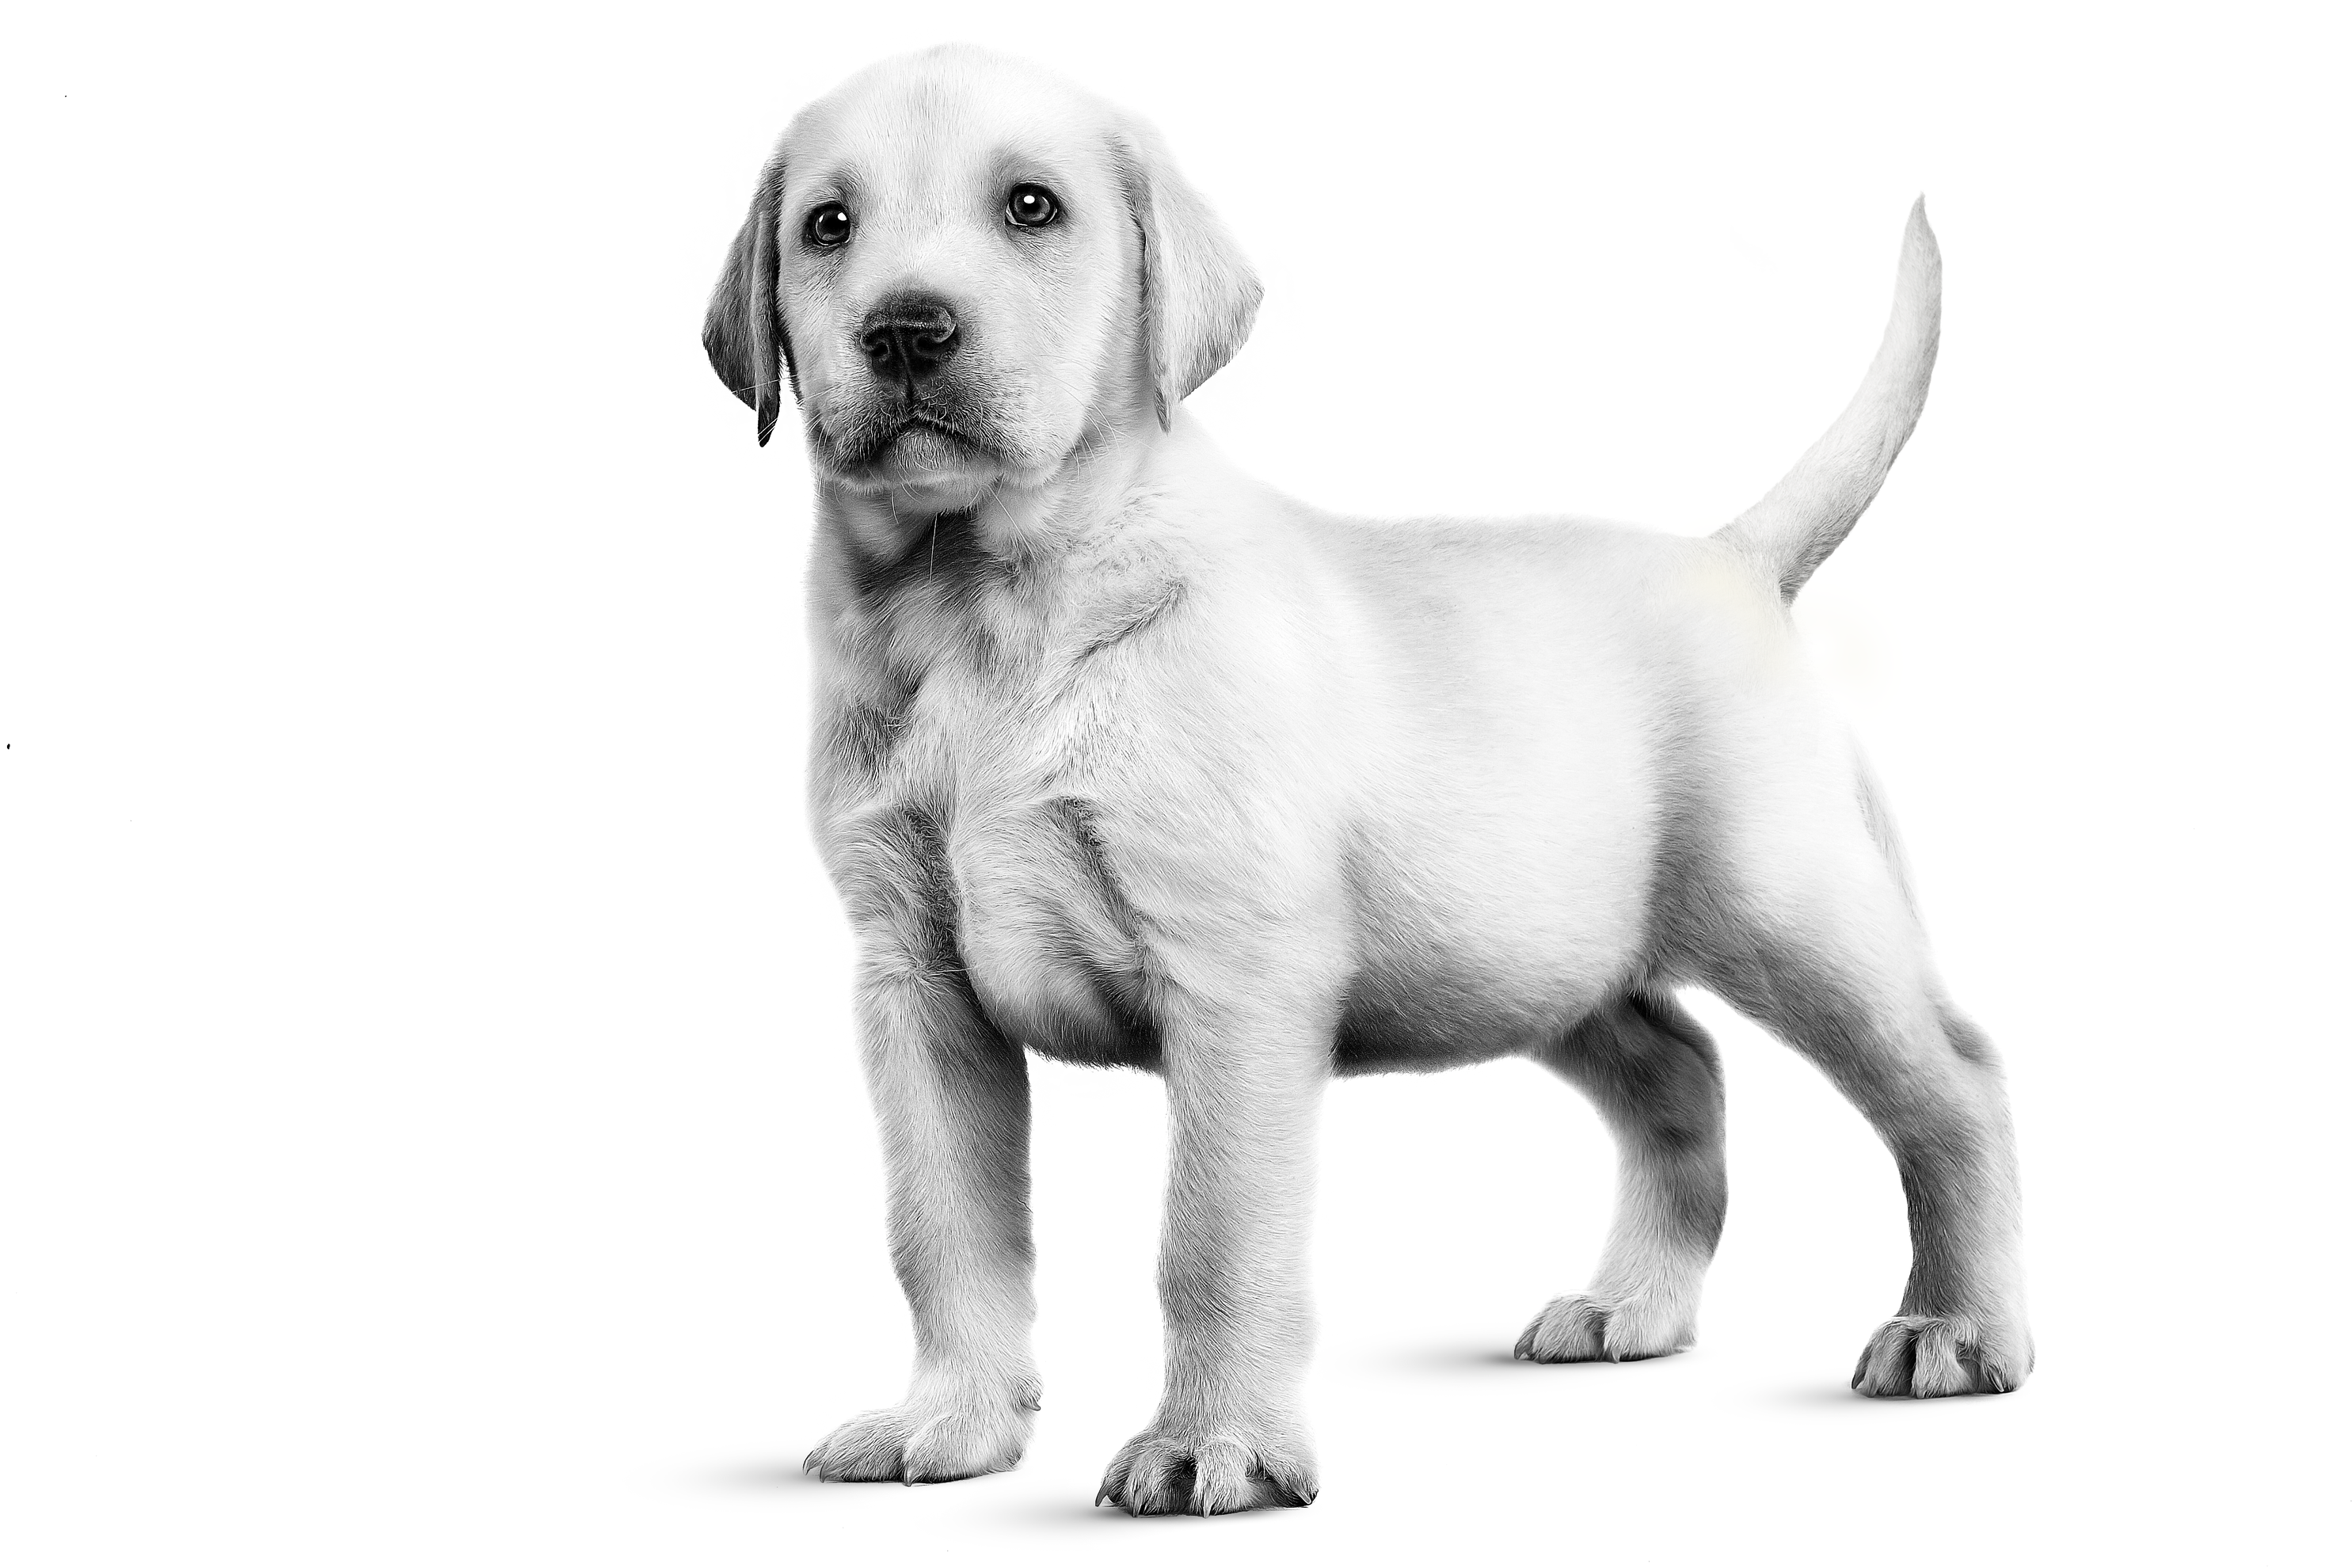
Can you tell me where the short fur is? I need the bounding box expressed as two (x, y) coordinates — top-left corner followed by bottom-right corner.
(706, 46), (2030, 1517)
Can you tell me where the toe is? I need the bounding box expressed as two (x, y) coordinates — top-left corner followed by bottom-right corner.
(900, 1414), (995, 1482)
(805, 1417), (901, 1482)
(1852, 1317), (1924, 1395)
(1117, 1442), (1191, 1515)
(1517, 1296), (1607, 1362)
(1189, 1438), (1262, 1515)
(1904, 1321), (1971, 1398)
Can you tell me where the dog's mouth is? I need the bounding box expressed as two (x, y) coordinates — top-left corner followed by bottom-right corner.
(818, 402), (1007, 479)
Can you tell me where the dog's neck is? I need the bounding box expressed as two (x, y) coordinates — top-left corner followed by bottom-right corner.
(806, 412), (1206, 692)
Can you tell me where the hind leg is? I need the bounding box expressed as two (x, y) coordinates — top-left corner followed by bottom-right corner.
(1692, 867), (2031, 1397)
(1517, 991), (1728, 1362)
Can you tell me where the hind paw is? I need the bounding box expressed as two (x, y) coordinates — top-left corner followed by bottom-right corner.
(804, 1389), (1035, 1483)
(1514, 1293), (1694, 1363)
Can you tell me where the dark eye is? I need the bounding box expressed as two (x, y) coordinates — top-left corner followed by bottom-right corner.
(805, 202), (852, 246)
(1006, 184), (1059, 228)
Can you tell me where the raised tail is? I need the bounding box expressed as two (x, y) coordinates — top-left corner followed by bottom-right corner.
(1715, 199), (1942, 601)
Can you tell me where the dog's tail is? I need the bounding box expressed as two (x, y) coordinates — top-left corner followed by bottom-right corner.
(1715, 200), (1941, 601)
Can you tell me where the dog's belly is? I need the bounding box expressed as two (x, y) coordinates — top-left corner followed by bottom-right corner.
(1336, 967), (1601, 1074)
(1330, 839), (1650, 1075)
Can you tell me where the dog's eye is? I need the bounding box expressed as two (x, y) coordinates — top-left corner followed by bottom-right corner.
(1006, 185), (1059, 228)
(805, 203), (853, 247)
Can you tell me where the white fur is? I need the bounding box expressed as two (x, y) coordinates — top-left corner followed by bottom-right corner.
(705, 45), (2030, 1517)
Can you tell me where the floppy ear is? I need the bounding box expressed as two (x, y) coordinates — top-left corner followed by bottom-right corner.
(702, 152), (795, 447)
(1115, 123), (1262, 431)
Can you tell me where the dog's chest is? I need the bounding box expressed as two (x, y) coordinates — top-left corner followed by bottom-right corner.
(825, 552), (1191, 1066)
(855, 542), (1183, 797)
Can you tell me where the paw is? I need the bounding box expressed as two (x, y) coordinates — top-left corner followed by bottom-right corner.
(803, 1391), (1036, 1483)
(1094, 1423), (1317, 1516)
(1514, 1293), (1694, 1362)
(1851, 1315), (2031, 1398)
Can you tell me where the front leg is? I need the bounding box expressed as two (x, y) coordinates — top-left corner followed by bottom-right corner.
(805, 813), (1038, 1483)
(1098, 995), (1328, 1515)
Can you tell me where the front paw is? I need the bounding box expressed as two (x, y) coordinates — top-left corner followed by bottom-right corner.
(1851, 1314), (2031, 1398)
(804, 1390), (1037, 1483)
(1094, 1421), (1317, 1516)
(1514, 1293), (1694, 1362)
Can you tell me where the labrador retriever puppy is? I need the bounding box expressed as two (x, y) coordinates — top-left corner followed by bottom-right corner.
(705, 45), (2030, 1516)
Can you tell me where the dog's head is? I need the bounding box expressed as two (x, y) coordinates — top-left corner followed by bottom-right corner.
(705, 48), (1261, 509)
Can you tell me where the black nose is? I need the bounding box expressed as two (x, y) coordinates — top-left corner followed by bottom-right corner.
(859, 295), (960, 386)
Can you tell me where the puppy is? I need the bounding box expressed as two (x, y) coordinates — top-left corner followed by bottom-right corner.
(705, 45), (2030, 1517)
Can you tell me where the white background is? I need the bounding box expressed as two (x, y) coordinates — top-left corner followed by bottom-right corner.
(7, 3), (2346, 1564)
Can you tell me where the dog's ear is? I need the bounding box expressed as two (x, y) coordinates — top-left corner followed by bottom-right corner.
(703, 152), (795, 447)
(1114, 122), (1262, 431)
